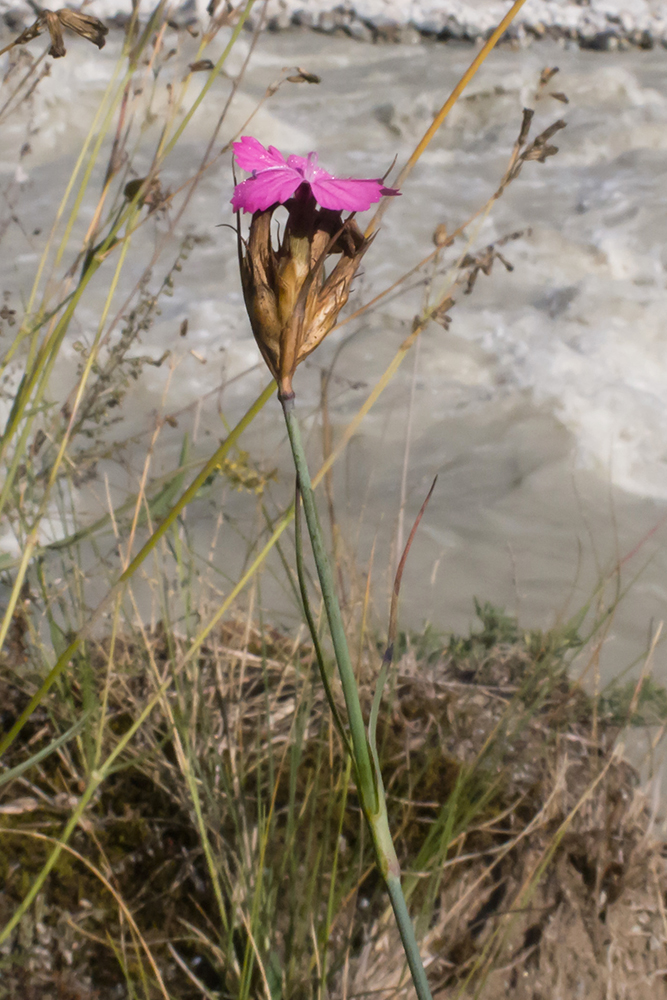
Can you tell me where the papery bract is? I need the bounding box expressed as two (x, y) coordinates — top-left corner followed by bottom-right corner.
(231, 136), (399, 214)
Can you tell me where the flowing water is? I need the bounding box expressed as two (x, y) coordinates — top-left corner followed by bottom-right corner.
(2, 29), (667, 720)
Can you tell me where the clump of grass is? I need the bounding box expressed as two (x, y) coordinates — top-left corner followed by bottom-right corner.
(600, 677), (667, 728)
(1, 604), (665, 998)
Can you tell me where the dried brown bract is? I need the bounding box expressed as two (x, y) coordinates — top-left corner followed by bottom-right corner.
(536, 65), (569, 104)
(238, 196), (372, 399)
(285, 68), (321, 85)
(11, 8), (108, 59)
(433, 223), (449, 248)
(123, 175), (166, 213)
(522, 117), (567, 162)
(430, 295), (454, 328)
(57, 9), (108, 50)
(188, 59), (215, 72)
(43, 11), (65, 58)
(460, 230), (527, 295)
(493, 109), (566, 201)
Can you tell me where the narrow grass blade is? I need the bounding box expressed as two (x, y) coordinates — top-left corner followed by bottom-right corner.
(369, 476), (437, 757)
(0, 712), (91, 787)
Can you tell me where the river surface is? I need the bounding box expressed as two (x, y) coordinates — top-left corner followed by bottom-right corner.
(1, 29), (667, 726)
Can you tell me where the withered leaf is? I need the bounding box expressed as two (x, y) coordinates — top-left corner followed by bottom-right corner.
(517, 107), (534, 147)
(56, 9), (108, 50)
(432, 296), (454, 329)
(44, 11), (65, 58)
(189, 59), (215, 72)
(523, 143), (560, 162)
(285, 68), (321, 85)
(433, 223), (449, 248)
(539, 66), (559, 87)
(123, 175), (163, 210)
(537, 119), (567, 142)
(550, 92), (569, 104)
(12, 8), (108, 59)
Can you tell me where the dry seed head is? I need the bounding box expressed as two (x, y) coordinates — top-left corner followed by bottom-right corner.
(12, 8), (108, 59)
(238, 199), (371, 399)
(44, 11), (65, 58)
(56, 10), (109, 50)
(433, 223), (448, 248)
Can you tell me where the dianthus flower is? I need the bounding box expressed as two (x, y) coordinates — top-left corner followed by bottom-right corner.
(232, 137), (399, 399)
(231, 136), (398, 215)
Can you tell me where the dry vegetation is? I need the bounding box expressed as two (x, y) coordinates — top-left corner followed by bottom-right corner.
(2, 602), (667, 998)
(0, 2), (666, 998)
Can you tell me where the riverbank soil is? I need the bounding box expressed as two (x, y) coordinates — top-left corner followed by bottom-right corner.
(1, 607), (666, 998)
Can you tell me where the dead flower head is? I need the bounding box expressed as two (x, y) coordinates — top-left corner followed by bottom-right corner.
(14, 8), (108, 59)
(232, 137), (398, 400)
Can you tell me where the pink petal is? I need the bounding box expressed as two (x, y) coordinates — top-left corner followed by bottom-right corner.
(233, 136), (286, 173)
(231, 167), (303, 213)
(309, 174), (399, 212)
(286, 152), (314, 175)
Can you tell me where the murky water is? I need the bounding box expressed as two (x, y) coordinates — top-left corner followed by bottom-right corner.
(2, 29), (667, 704)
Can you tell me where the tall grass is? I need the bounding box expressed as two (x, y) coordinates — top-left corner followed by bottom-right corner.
(1, 2), (666, 998)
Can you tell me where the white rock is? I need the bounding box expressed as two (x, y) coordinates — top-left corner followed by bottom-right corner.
(1, 0), (666, 43)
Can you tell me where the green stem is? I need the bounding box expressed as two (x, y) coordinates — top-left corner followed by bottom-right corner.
(294, 481), (352, 754)
(280, 394), (433, 1000)
(281, 396), (374, 801)
(386, 872), (434, 998)
(0, 381), (276, 760)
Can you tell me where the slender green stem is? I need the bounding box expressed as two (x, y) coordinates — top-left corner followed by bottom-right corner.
(294, 481), (352, 754)
(280, 393), (433, 1000)
(281, 396), (374, 801)
(386, 873), (434, 999)
(0, 678), (171, 948)
(0, 381), (276, 759)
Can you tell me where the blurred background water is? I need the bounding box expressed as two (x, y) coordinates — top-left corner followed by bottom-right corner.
(1, 27), (666, 695)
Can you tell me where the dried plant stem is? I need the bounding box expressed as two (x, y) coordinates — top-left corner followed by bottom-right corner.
(281, 393), (433, 1000)
(0, 676), (172, 960)
(397, 0), (529, 186)
(366, 0), (530, 237)
(0, 380), (276, 759)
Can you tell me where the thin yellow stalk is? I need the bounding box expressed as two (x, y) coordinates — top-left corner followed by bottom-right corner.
(0, 1), (253, 466)
(11, 6), (168, 365)
(1, 829), (171, 999)
(160, 0), (256, 159)
(2, 66), (122, 357)
(0, 230), (133, 652)
(126, 587), (230, 936)
(93, 595), (121, 770)
(366, 0), (530, 236)
(173, 314), (431, 672)
(0, 381), (276, 758)
(0, 678), (171, 949)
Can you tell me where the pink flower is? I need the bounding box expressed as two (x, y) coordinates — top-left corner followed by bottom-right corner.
(231, 136), (399, 214)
